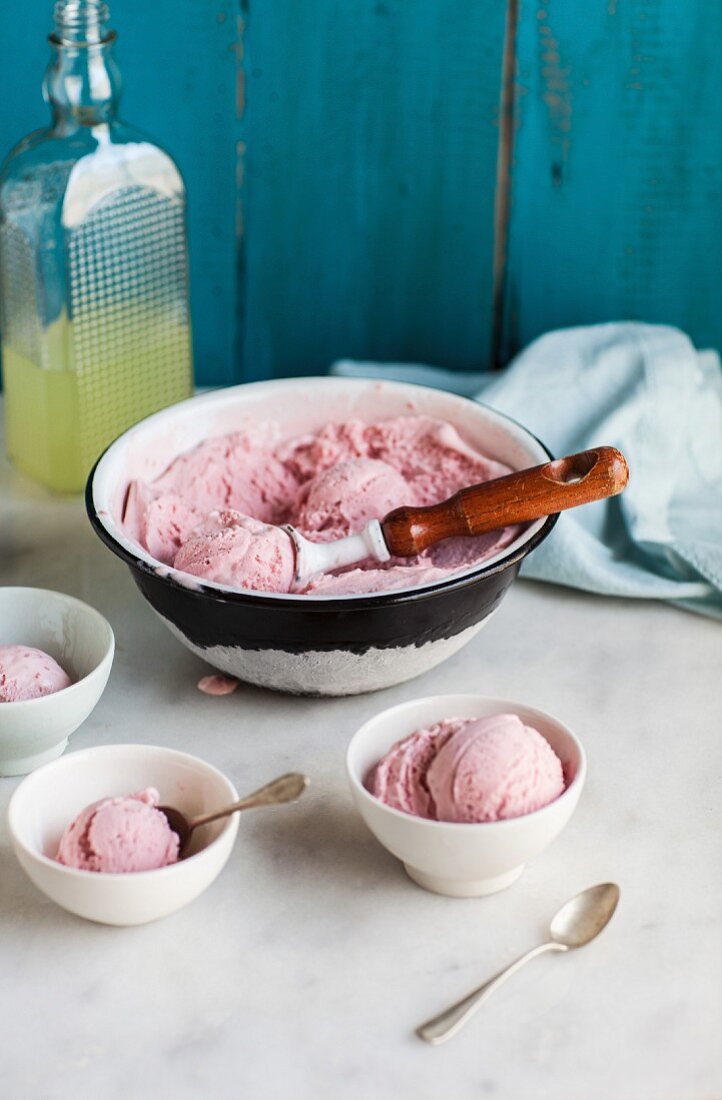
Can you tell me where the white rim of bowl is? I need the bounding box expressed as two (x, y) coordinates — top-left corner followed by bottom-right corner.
(0, 588), (115, 710)
(346, 694), (587, 830)
(88, 377), (554, 603)
(7, 744), (240, 877)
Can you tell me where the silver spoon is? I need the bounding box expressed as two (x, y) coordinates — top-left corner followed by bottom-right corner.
(159, 772), (309, 857)
(417, 882), (620, 1045)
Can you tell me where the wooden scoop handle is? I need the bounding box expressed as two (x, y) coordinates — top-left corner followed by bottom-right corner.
(381, 446), (629, 557)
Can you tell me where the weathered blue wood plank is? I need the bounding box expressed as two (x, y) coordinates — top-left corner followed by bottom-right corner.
(503, 0), (722, 359)
(240, 0), (507, 379)
(0, 1), (240, 385)
(120, 1), (241, 385)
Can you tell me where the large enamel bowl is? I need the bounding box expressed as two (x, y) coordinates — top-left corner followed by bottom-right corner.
(86, 378), (556, 695)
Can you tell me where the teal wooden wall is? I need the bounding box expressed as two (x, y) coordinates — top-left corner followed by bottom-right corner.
(503, 0), (722, 359)
(2, 1), (721, 384)
(240, 1), (507, 380)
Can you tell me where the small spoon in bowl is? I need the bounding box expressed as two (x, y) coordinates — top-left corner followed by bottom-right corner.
(159, 772), (309, 857)
(417, 882), (620, 1045)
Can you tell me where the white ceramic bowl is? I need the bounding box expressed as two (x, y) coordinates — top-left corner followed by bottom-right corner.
(0, 588), (115, 776)
(7, 744), (240, 926)
(347, 694), (586, 897)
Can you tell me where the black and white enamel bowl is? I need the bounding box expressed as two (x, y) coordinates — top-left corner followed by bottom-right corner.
(86, 378), (556, 696)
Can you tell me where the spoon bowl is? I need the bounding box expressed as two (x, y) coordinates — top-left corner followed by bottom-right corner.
(551, 882), (620, 948)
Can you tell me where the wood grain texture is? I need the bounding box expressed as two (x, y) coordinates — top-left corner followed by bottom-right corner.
(121, 1), (242, 384)
(0, 1), (240, 385)
(382, 446), (628, 555)
(239, 0), (507, 380)
(502, 0), (722, 360)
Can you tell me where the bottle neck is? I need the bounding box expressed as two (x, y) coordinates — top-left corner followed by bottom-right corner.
(44, 1), (121, 132)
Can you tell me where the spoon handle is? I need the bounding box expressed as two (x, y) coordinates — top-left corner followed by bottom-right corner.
(383, 446), (628, 556)
(417, 940), (567, 1046)
(189, 772), (309, 829)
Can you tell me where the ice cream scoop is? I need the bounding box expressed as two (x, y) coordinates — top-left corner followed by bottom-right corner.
(285, 446), (629, 590)
(158, 771), (309, 856)
(174, 510), (296, 592)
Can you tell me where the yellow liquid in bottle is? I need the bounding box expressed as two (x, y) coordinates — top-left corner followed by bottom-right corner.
(3, 310), (192, 495)
(4, 346), (83, 493)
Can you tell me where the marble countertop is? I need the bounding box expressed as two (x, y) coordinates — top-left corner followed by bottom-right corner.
(2, 431), (721, 1100)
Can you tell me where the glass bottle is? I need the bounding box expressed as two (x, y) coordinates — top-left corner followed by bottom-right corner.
(0, 0), (193, 494)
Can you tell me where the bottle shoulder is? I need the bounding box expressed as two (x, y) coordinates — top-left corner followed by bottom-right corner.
(62, 130), (186, 228)
(0, 134), (77, 220)
(110, 119), (183, 168)
(0, 121), (186, 222)
(1, 128), (56, 177)
(1, 119), (184, 177)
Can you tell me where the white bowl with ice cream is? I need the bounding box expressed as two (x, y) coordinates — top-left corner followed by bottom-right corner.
(7, 744), (240, 925)
(347, 694), (586, 897)
(0, 588), (114, 776)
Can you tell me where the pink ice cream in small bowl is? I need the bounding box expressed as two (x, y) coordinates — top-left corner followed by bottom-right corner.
(55, 787), (180, 873)
(347, 694), (586, 897)
(7, 745), (239, 925)
(0, 645), (72, 703)
(0, 588), (114, 777)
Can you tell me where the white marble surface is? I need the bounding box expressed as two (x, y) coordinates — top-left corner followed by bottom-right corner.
(2, 428), (721, 1100)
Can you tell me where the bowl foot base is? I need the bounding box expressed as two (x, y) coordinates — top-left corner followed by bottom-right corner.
(403, 862), (525, 898)
(0, 738), (68, 778)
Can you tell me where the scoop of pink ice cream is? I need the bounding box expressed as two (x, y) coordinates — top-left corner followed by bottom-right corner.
(364, 417), (511, 505)
(298, 458), (413, 539)
(124, 481), (201, 565)
(367, 719), (464, 818)
(426, 714), (565, 822)
(368, 714), (565, 822)
(174, 509), (295, 592)
(0, 646), (72, 702)
(56, 788), (179, 873)
(150, 426), (300, 523)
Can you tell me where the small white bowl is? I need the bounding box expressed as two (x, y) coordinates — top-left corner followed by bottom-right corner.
(346, 694), (586, 898)
(0, 588), (115, 776)
(7, 744), (240, 925)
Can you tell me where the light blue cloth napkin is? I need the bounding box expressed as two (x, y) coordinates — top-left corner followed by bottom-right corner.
(333, 323), (722, 618)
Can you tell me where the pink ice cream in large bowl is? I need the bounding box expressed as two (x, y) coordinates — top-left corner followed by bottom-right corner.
(347, 694), (586, 897)
(86, 378), (557, 696)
